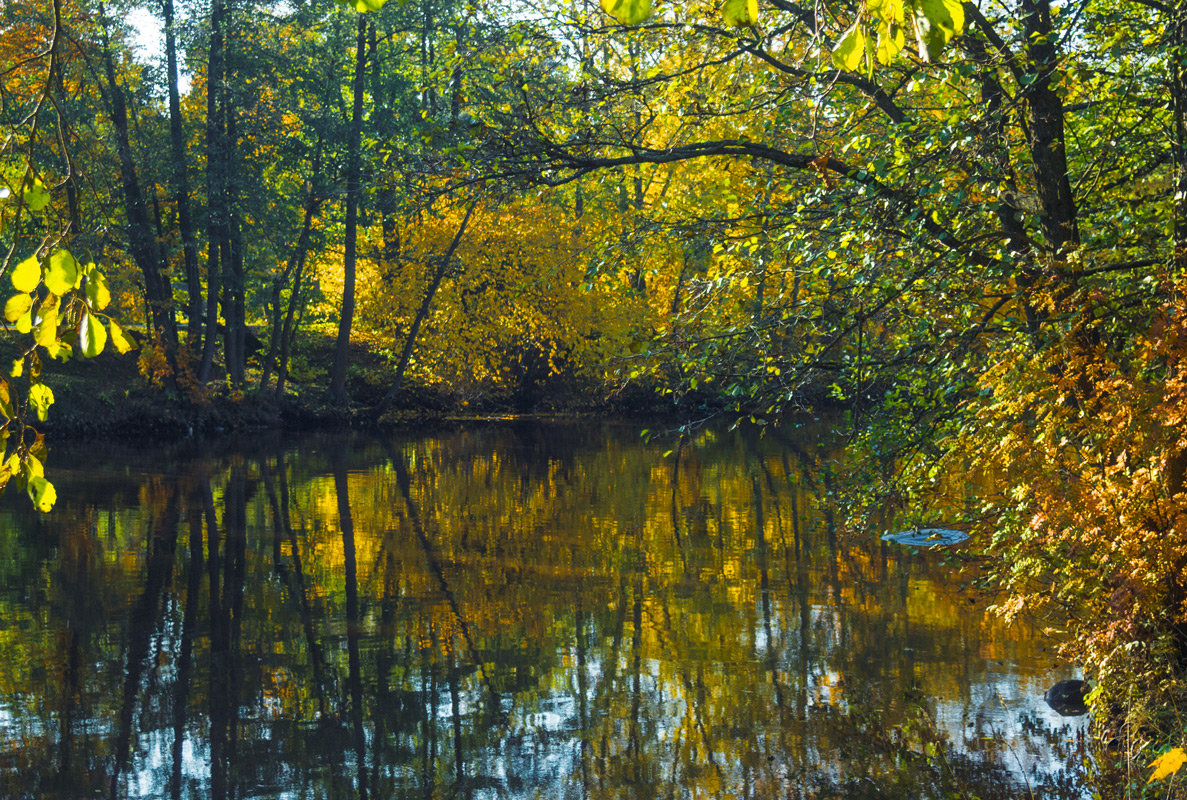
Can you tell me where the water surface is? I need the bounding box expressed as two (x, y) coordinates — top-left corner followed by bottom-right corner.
(0, 422), (1088, 798)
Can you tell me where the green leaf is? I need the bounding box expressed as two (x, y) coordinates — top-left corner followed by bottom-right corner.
(79, 311), (106, 358)
(601, 0), (652, 24)
(11, 255), (40, 293)
(4, 293), (32, 324)
(45, 250), (80, 296)
(28, 383), (53, 422)
(109, 319), (136, 354)
(913, 0), (964, 60)
(27, 475), (55, 513)
(85, 269), (111, 311)
(22, 178), (50, 213)
(723, 0), (759, 26)
(354, 0), (386, 10)
(832, 22), (867, 71)
(921, 0), (964, 34)
(872, 0), (906, 26)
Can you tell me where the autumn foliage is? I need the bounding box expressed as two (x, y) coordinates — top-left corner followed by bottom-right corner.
(11, 0), (1187, 787)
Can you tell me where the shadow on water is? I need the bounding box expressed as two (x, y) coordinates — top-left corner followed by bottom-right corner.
(0, 422), (1091, 799)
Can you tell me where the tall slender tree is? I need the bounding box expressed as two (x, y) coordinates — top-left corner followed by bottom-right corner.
(328, 13), (370, 405)
(163, 0), (202, 351)
(96, 2), (179, 374)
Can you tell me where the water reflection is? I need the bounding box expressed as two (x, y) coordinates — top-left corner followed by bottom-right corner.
(0, 423), (1088, 799)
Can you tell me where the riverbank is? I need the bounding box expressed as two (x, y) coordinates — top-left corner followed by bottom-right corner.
(31, 341), (710, 440)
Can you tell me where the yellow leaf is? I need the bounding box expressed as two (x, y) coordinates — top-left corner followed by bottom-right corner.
(79, 310), (106, 358)
(44, 249), (79, 295)
(27, 475), (55, 513)
(0, 378), (11, 419)
(86, 269), (111, 310)
(723, 0), (759, 26)
(86, 265), (109, 306)
(28, 383), (53, 422)
(872, 0), (905, 25)
(876, 21), (906, 63)
(11, 255), (40, 293)
(4, 293), (32, 323)
(22, 178), (50, 213)
(832, 22), (866, 71)
(35, 299), (58, 348)
(25, 454), (44, 479)
(1149, 748), (1187, 783)
(109, 318), (136, 354)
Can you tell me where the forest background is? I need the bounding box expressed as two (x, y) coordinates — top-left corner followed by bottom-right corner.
(6, 0), (1187, 792)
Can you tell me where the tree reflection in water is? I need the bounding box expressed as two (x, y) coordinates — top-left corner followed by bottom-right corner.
(0, 423), (1089, 799)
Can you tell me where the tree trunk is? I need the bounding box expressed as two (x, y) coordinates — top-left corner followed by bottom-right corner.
(199, 0), (228, 383)
(274, 273), (308, 397)
(963, 30), (1043, 332)
(222, 1), (246, 388)
(328, 14), (369, 406)
(51, 59), (83, 242)
(224, 199), (246, 387)
(1020, 0), (1079, 256)
(420, 0), (436, 115)
(448, 19), (464, 131)
(163, 0), (202, 354)
(97, 4), (179, 369)
(375, 198), (478, 414)
(261, 190), (322, 390)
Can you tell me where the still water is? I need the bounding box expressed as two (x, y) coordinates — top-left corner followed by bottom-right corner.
(0, 422), (1087, 799)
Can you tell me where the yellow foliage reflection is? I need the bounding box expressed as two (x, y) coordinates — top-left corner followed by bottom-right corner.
(0, 425), (1085, 798)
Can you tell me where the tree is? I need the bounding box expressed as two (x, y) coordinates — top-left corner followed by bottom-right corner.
(96, 1), (181, 376)
(162, 0), (202, 352)
(328, 10), (372, 405)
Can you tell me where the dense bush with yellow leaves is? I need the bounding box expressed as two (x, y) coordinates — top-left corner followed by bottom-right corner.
(330, 196), (652, 403)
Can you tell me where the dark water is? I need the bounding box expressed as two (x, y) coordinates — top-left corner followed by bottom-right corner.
(0, 422), (1088, 799)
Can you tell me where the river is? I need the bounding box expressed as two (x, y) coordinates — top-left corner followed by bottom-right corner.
(0, 421), (1088, 799)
